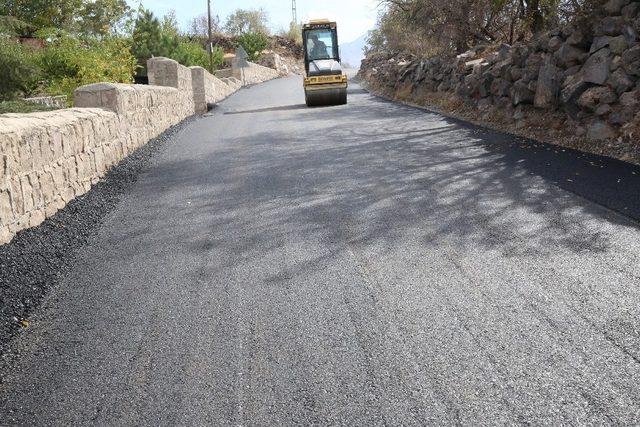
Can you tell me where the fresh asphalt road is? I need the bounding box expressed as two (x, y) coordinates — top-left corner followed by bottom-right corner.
(2, 75), (640, 425)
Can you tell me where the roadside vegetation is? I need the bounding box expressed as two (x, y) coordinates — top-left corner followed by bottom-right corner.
(367, 0), (605, 56)
(0, 2), (300, 112)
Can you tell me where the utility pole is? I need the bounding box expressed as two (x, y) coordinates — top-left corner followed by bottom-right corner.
(207, 0), (214, 73)
(291, 0), (297, 27)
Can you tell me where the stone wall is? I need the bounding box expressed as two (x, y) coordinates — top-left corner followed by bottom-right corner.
(0, 108), (124, 243)
(0, 57), (280, 245)
(216, 62), (280, 85)
(190, 66), (237, 113)
(239, 62), (280, 85)
(358, 0), (640, 151)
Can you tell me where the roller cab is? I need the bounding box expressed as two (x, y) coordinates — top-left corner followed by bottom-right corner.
(302, 20), (348, 107)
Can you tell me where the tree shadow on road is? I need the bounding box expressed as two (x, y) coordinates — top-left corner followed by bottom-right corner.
(137, 88), (640, 271)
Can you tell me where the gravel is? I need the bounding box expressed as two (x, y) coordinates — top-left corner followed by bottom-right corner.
(0, 116), (198, 357)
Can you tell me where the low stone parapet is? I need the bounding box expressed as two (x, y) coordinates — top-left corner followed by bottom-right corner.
(0, 56), (282, 245)
(190, 67), (236, 113)
(0, 108), (124, 243)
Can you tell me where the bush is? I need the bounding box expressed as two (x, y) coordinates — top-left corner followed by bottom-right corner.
(284, 22), (302, 44)
(236, 32), (269, 61)
(0, 99), (60, 114)
(172, 40), (224, 70)
(0, 38), (41, 100)
(40, 36), (136, 103)
(202, 44), (225, 71)
(131, 9), (224, 75)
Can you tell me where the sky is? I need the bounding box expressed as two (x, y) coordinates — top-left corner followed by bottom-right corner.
(130, 0), (380, 43)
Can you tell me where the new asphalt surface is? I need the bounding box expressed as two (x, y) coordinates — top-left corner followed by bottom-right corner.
(2, 75), (640, 425)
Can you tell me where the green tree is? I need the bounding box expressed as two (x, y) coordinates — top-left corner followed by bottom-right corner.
(39, 35), (136, 101)
(224, 8), (270, 36)
(131, 8), (171, 76)
(0, 15), (33, 36)
(78, 0), (130, 37)
(0, 0), (82, 34)
(0, 38), (41, 100)
(236, 32), (269, 61)
(132, 9), (220, 76)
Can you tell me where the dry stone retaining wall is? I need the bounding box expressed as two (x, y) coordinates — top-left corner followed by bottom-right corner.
(0, 57), (280, 245)
(359, 0), (640, 149)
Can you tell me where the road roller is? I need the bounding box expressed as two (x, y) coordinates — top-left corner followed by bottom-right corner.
(302, 19), (348, 107)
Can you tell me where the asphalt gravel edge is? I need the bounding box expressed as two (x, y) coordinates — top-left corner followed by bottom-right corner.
(0, 116), (199, 358)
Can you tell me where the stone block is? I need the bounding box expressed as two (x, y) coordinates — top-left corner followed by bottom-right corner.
(582, 48), (612, 84)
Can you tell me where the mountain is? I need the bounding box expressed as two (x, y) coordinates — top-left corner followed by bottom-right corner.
(340, 33), (368, 69)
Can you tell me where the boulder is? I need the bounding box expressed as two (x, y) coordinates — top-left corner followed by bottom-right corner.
(555, 43), (588, 66)
(611, 55), (622, 70)
(582, 48), (612, 84)
(561, 73), (592, 106)
(587, 120), (616, 141)
(509, 67), (524, 81)
(595, 16), (625, 36)
(622, 24), (637, 44)
(490, 59), (512, 78)
(535, 59), (562, 108)
(577, 86), (618, 110)
(472, 61), (490, 75)
(622, 45), (640, 76)
(497, 44), (511, 60)
(525, 52), (544, 68)
(590, 36), (611, 53)
(608, 105), (636, 124)
(491, 78), (511, 97)
(465, 58), (485, 72)
(619, 89), (640, 107)
(437, 81), (451, 92)
(609, 35), (628, 54)
(522, 67), (541, 83)
(549, 36), (563, 51)
(596, 104), (613, 115)
(477, 98), (493, 110)
(511, 80), (535, 105)
(567, 30), (589, 47)
(478, 76), (493, 98)
(608, 68), (634, 93)
(564, 65), (582, 76)
(622, 2), (640, 20)
(603, 0), (629, 15)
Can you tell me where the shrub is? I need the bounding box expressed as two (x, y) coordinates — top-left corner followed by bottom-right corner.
(284, 22), (302, 44)
(40, 36), (136, 103)
(236, 32), (269, 61)
(0, 99), (59, 114)
(172, 40), (209, 68)
(0, 38), (41, 100)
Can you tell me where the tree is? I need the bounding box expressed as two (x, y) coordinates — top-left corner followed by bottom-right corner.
(224, 8), (270, 36)
(131, 8), (167, 76)
(373, 0), (568, 56)
(0, 38), (41, 100)
(0, 0), (83, 34)
(131, 8), (221, 76)
(236, 32), (269, 61)
(0, 15), (33, 36)
(78, 0), (130, 37)
(1, 0), (130, 36)
(187, 13), (220, 39)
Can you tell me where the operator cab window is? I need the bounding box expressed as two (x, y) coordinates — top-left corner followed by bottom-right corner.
(306, 29), (335, 61)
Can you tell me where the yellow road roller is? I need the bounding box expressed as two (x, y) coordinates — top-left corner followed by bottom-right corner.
(302, 20), (348, 107)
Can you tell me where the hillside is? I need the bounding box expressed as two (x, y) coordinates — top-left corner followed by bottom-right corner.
(340, 33), (368, 69)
